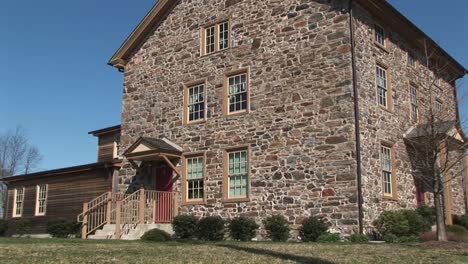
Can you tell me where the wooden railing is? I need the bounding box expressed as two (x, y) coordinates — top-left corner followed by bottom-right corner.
(79, 188), (179, 239)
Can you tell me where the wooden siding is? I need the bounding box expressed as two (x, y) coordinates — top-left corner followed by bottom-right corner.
(97, 133), (116, 162)
(6, 168), (112, 234)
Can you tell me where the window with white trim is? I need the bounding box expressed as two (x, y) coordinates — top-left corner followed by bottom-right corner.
(410, 85), (418, 122)
(202, 21), (229, 55)
(228, 150), (248, 198)
(13, 187), (25, 217)
(376, 66), (388, 107)
(35, 184), (48, 216)
(186, 157), (204, 201)
(187, 83), (205, 122)
(227, 72), (248, 114)
(408, 53), (416, 67)
(374, 24), (385, 46)
(435, 100), (442, 114)
(381, 146), (393, 196)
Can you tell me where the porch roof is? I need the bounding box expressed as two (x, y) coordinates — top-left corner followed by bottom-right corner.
(403, 121), (467, 149)
(123, 137), (183, 161)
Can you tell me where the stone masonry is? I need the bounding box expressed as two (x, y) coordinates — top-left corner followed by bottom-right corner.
(115, 0), (467, 238)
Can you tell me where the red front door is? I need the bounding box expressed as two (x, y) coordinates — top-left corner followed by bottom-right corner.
(154, 166), (173, 223)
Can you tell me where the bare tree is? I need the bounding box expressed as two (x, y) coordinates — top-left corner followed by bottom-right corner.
(404, 40), (467, 241)
(0, 126), (43, 218)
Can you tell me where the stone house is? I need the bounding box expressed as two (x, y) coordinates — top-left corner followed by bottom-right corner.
(104, 0), (468, 238)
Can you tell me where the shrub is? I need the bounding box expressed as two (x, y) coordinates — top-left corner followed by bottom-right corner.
(374, 211), (409, 237)
(0, 219), (8, 237)
(401, 210), (431, 235)
(317, 233), (341, 243)
(416, 205), (436, 226)
(47, 219), (76, 238)
(8, 219), (31, 236)
(348, 234), (369, 243)
(298, 216), (328, 242)
(197, 216), (225, 241)
(420, 231), (468, 243)
(172, 215), (198, 239)
(397, 236), (419, 243)
(229, 217), (259, 241)
(263, 215), (290, 242)
(453, 214), (468, 229)
(141, 228), (172, 242)
(446, 225), (467, 235)
(383, 234), (399, 243)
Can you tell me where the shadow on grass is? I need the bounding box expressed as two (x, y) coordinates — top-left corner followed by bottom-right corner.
(217, 243), (335, 264)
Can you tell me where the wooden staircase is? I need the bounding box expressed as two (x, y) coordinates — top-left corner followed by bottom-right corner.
(78, 188), (179, 239)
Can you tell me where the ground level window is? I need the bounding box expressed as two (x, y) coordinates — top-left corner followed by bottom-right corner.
(186, 157), (204, 200)
(13, 187), (25, 217)
(228, 150), (248, 198)
(35, 184), (48, 216)
(381, 146), (393, 196)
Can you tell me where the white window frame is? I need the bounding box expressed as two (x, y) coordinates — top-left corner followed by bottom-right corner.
(186, 157), (204, 201)
(435, 100), (442, 114)
(12, 187), (25, 218)
(227, 149), (248, 199)
(187, 83), (206, 123)
(35, 184), (48, 216)
(376, 65), (388, 108)
(202, 21), (230, 56)
(381, 146), (393, 197)
(113, 134), (121, 159)
(226, 72), (249, 114)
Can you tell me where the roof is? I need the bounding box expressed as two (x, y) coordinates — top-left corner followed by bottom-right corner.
(123, 137), (183, 157)
(108, 0), (467, 77)
(404, 120), (466, 143)
(88, 125), (121, 136)
(3, 162), (115, 183)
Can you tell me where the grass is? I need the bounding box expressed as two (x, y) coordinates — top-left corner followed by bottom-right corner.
(0, 238), (467, 263)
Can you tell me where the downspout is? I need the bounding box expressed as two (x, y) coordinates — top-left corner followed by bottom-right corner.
(348, 0), (364, 234)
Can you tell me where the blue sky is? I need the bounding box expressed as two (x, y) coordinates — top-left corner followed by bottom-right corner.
(1, 0), (467, 172)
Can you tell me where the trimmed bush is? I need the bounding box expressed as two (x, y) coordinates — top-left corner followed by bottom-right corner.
(348, 234), (369, 243)
(47, 219), (76, 238)
(374, 211), (410, 237)
(0, 219), (8, 237)
(141, 228), (172, 242)
(197, 216), (225, 241)
(229, 217), (259, 241)
(317, 233), (341, 243)
(172, 215), (198, 239)
(416, 205), (436, 226)
(263, 215), (290, 242)
(299, 216), (328, 242)
(383, 234), (399, 243)
(8, 219), (31, 236)
(401, 210), (431, 235)
(453, 214), (468, 230)
(446, 225), (467, 235)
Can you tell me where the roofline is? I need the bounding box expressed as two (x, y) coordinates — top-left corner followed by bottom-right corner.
(356, 0), (467, 77)
(88, 125), (121, 136)
(4, 162), (116, 182)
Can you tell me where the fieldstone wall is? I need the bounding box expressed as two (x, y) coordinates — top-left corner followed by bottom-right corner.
(352, 5), (466, 228)
(119, 0), (359, 237)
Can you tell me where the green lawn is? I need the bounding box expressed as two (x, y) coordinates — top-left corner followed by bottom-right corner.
(0, 238), (467, 264)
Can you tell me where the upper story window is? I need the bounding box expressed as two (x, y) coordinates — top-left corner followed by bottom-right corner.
(226, 149), (248, 199)
(35, 184), (48, 216)
(376, 65), (388, 108)
(13, 187), (25, 217)
(113, 134), (121, 159)
(410, 85), (418, 122)
(186, 157), (204, 201)
(184, 82), (206, 124)
(202, 21), (229, 56)
(374, 24), (386, 47)
(434, 77), (441, 87)
(435, 99), (443, 114)
(226, 71), (249, 114)
(380, 145), (394, 197)
(408, 53), (416, 67)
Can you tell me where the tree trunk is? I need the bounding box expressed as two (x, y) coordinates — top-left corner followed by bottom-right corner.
(434, 191), (447, 241)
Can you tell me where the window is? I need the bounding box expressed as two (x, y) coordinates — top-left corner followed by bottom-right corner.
(376, 65), (388, 108)
(186, 157), (204, 201)
(226, 72), (248, 114)
(374, 24), (385, 46)
(185, 83), (206, 123)
(13, 187), (25, 217)
(35, 184), (48, 216)
(380, 146), (393, 197)
(227, 149), (248, 199)
(434, 77), (441, 87)
(113, 134), (121, 159)
(202, 21), (229, 55)
(410, 85), (418, 122)
(408, 53), (416, 67)
(435, 100), (442, 114)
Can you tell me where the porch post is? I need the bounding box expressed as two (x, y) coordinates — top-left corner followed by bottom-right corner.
(106, 192), (112, 225)
(115, 200), (122, 239)
(139, 187), (145, 224)
(173, 193), (179, 218)
(81, 203), (88, 239)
